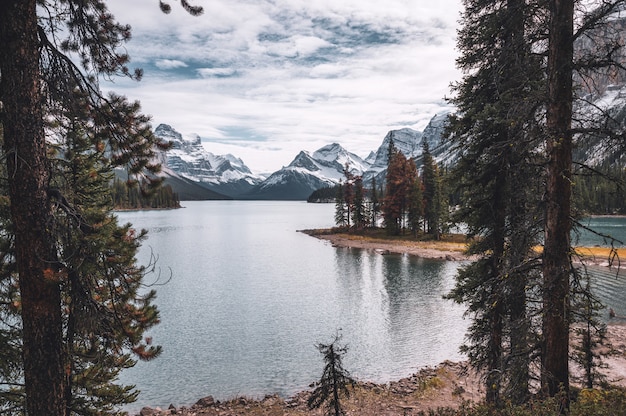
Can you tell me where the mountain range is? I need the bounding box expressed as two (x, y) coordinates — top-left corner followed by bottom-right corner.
(154, 80), (626, 201)
(153, 110), (452, 201)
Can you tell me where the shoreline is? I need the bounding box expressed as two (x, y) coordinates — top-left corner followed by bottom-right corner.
(301, 228), (626, 269)
(299, 229), (475, 262)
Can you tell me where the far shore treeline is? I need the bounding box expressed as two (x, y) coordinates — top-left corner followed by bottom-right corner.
(110, 178), (181, 210)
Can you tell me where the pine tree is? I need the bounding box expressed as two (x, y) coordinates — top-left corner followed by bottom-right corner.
(308, 334), (355, 416)
(342, 165), (354, 227)
(370, 178), (380, 228)
(407, 176), (424, 238)
(334, 181), (348, 228)
(542, 0), (575, 402)
(383, 149), (407, 235)
(421, 142), (443, 240)
(403, 158), (422, 238)
(352, 176), (367, 229)
(448, 0), (626, 407)
(445, 0), (545, 405)
(0, 1), (198, 413)
(53, 116), (162, 415)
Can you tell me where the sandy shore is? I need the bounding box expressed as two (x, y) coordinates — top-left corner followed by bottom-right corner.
(304, 229), (626, 269)
(301, 230), (474, 261)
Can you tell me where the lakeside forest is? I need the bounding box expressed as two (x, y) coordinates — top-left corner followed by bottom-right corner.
(4, 1), (626, 416)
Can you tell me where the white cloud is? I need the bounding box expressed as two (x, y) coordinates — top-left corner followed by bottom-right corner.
(104, 0), (463, 174)
(197, 67), (239, 78)
(155, 59), (188, 69)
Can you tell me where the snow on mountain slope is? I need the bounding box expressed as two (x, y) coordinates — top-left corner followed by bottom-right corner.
(241, 143), (370, 200)
(575, 84), (626, 166)
(154, 124), (264, 197)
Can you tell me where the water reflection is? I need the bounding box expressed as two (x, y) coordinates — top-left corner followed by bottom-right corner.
(331, 248), (467, 381)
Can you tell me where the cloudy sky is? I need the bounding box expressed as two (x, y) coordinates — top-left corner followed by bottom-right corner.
(105, 0), (463, 173)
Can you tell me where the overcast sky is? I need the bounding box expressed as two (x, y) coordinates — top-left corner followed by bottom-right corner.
(105, 0), (463, 173)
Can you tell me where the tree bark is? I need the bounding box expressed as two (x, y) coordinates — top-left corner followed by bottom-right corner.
(542, 0), (574, 405)
(0, 0), (66, 414)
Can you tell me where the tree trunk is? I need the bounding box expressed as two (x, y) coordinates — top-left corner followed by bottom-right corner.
(0, 0), (66, 414)
(542, 0), (574, 405)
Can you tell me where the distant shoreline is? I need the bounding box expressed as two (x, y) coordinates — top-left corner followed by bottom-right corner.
(299, 229), (474, 261)
(300, 228), (626, 269)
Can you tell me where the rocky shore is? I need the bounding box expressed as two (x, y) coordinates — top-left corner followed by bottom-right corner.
(134, 361), (482, 416)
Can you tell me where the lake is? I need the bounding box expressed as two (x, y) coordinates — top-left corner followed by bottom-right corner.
(116, 203), (626, 412)
(116, 201), (467, 411)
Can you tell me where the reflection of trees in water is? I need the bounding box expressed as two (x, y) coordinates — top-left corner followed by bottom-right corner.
(331, 247), (467, 377)
(381, 255), (467, 365)
(332, 247), (390, 373)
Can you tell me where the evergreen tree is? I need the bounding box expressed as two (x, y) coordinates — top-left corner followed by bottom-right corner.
(308, 334), (355, 416)
(407, 167), (424, 238)
(334, 181), (348, 228)
(447, 0), (626, 408)
(421, 142), (443, 240)
(445, 0), (545, 405)
(342, 165), (355, 227)
(383, 149), (408, 235)
(370, 177), (380, 228)
(52, 117), (162, 415)
(0, 1), (199, 413)
(542, 0), (575, 401)
(352, 176), (367, 229)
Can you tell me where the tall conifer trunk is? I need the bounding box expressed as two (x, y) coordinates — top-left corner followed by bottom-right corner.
(543, 0), (574, 404)
(0, 0), (66, 414)
(505, 0), (531, 404)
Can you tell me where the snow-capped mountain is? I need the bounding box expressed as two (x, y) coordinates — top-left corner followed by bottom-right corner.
(575, 84), (626, 166)
(153, 112), (454, 200)
(240, 143), (370, 200)
(363, 128), (423, 183)
(363, 110), (452, 183)
(154, 124), (264, 198)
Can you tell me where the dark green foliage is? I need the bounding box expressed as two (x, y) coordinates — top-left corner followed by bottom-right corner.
(308, 186), (339, 203)
(408, 175), (424, 237)
(110, 178), (180, 210)
(308, 334), (355, 416)
(334, 182), (348, 228)
(56, 125), (162, 413)
(421, 142), (444, 240)
(333, 167), (372, 229)
(573, 163), (626, 215)
(370, 178), (381, 227)
(383, 145), (420, 236)
(352, 176), (367, 229)
(445, 0), (545, 405)
(0, 0), (187, 409)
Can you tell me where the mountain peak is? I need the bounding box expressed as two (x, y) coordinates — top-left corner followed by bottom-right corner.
(154, 124), (263, 198)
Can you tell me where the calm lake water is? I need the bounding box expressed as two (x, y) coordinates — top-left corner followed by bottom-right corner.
(116, 201), (467, 411)
(116, 203), (626, 412)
